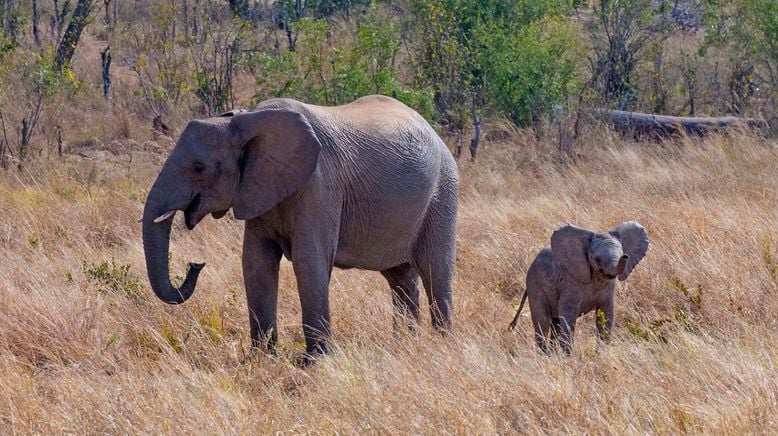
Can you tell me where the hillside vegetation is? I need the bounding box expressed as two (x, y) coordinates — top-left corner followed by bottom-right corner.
(0, 0), (776, 433)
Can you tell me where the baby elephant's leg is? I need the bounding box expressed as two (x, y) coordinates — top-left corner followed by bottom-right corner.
(528, 293), (552, 353)
(557, 291), (583, 355)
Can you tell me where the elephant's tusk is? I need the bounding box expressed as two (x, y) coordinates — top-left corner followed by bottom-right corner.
(153, 210), (177, 223)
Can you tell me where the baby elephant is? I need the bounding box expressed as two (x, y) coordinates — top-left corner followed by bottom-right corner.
(509, 222), (648, 354)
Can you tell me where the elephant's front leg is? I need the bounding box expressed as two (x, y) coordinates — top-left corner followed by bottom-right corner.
(556, 290), (583, 355)
(291, 211), (338, 358)
(243, 226), (283, 351)
(292, 256), (334, 357)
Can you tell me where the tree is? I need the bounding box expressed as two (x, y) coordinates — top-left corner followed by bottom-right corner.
(407, 0), (580, 152)
(589, 0), (674, 110)
(703, 0), (778, 116)
(55, 0), (97, 72)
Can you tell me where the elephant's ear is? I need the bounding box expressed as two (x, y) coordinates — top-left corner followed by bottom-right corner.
(551, 224), (595, 283)
(230, 109), (322, 220)
(609, 221), (649, 281)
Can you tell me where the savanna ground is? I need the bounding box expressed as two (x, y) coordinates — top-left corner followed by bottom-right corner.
(1, 127), (776, 433)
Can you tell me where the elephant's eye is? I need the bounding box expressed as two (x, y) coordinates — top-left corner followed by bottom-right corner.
(193, 162), (206, 174)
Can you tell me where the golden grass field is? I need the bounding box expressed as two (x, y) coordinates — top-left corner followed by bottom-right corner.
(0, 130), (776, 433)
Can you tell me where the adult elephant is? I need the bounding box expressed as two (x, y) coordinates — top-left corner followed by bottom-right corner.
(141, 96), (459, 357)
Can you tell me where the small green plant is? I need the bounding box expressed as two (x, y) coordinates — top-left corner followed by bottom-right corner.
(623, 317), (672, 343)
(596, 309), (610, 341)
(196, 306), (226, 343)
(27, 236), (40, 249)
(624, 319), (651, 341)
(666, 276), (703, 311)
(107, 333), (120, 346)
(83, 258), (146, 302)
(625, 276), (704, 342)
(160, 325), (184, 354)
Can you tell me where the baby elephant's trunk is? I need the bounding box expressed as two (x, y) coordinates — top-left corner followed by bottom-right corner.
(509, 289), (529, 330)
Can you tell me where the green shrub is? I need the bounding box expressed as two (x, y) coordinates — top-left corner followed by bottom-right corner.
(83, 258), (146, 302)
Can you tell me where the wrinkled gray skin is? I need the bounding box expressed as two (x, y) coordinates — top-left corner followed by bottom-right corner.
(141, 96), (459, 357)
(510, 222), (648, 354)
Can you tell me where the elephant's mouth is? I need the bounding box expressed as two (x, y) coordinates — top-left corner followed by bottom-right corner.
(211, 209), (229, 220)
(184, 193), (203, 230)
(601, 270), (618, 280)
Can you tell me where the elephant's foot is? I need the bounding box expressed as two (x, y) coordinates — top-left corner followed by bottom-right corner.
(295, 342), (329, 368)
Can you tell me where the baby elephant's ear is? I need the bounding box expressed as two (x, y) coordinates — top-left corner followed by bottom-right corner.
(551, 224), (595, 283)
(609, 221), (649, 281)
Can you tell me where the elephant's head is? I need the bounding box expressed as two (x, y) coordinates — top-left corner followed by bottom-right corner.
(551, 221), (648, 283)
(141, 109), (322, 304)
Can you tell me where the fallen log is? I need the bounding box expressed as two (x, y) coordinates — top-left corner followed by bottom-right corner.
(594, 109), (766, 139)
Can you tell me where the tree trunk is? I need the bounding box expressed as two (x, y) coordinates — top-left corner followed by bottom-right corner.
(32, 0), (40, 47)
(56, 125), (62, 157)
(192, 0), (200, 38)
(53, 0), (70, 40)
(20, 117), (30, 158)
(469, 93), (480, 161)
(103, 0), (111, 29)
(4, 0), (17, 43)
(55, 0), (95, 72)
(594, 109), (767, 139)
(182, 0), (189, 37)
(100, 45), (111, 100)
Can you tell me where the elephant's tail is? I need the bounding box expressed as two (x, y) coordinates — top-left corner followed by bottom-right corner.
(508, 289), (528, 330)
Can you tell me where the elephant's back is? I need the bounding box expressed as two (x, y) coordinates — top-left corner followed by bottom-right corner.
(257, 96), (444, 160)
(527, 246), (559, 295)
(256, 97), (451, 270)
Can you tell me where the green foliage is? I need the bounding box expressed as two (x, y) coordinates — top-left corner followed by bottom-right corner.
(478, 16), (581, 126)
(596, 309), (609, 340)
(196, 306), (226, 343)
(408, 0), (579, 126)
(83, 258), (146, 302)
(27, 236), (40, 249)
(624, 275), (705, 343)
(0, 35), (14, 61)
(253, 8), (435, 119)
(160, 325), (184, 353)
(704, 0), (778, 94)
(28, 52), (81, 98)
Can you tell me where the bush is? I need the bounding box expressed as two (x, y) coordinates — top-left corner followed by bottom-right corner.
(83, 258), (146, 302)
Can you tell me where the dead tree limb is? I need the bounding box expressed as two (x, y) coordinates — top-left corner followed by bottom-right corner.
(594, 109), (767, 139)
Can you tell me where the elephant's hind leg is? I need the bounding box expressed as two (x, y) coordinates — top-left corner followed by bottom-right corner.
(413, 182), (457, 332)
(381, 263), (421, 330)
(528, 291), (553, 354)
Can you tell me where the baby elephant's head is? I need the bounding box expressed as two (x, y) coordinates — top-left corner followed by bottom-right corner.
(551, 221), (649, 283)
(588, 234), (628, 279)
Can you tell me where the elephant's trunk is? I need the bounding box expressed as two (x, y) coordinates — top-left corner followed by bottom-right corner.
(142, 180), (204, 304)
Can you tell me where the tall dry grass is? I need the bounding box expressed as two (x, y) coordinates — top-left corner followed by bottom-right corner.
(0, 130), (777, 433)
